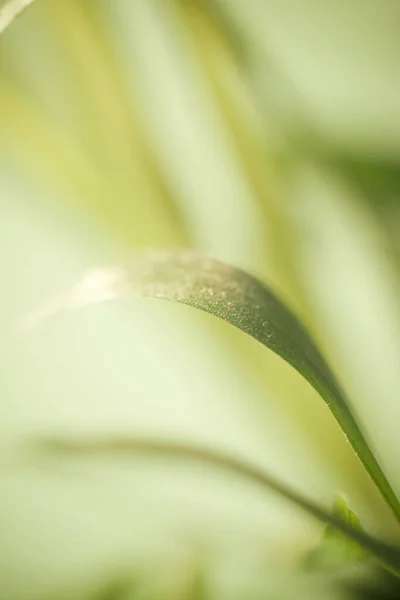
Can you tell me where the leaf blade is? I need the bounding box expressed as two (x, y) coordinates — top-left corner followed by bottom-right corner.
(0, 0), (37, 35)
(22, 249), (400, 521)
(304, 496), (369, 571)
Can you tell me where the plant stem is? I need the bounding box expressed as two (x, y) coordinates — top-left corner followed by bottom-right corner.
(37, 435), (400, 576)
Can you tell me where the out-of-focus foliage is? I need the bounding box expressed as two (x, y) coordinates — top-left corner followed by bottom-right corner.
(1, 0), (400, 598)
(305, 496), (368, 571)
(26, 249), (400, 529)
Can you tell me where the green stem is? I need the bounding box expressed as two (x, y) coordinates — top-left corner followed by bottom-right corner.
(38, 436), (400, 576)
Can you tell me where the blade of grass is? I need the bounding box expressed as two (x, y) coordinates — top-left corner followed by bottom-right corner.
(21, 249), (400, 523)
(0, 0), (37, 35)
(37, 435), (400, 576)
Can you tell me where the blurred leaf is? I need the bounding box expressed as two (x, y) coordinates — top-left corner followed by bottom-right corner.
(25, 249), (400, 524)
(0, 0), (36, 35)
(325, 496), (365, 540)
(91, 577), (134, 600)
(347, 567), (400, 600)
(305, 496), (368, 571)
(37, 435), (400, 576)
(326, 154), (400, 269)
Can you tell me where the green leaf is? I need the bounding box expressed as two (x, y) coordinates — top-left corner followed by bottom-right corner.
(305, 496), (369, 571)
(23, 250), (400, 524)
(36, 435), (400, 576)
(325, 496), (364, 537)
(0, 0), (37, 36)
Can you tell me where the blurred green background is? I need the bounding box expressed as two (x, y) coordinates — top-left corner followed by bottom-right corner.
(1, 1), (400, 598)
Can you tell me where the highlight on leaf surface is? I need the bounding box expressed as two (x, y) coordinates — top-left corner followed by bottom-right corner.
(21, 249), (400, 523)
(0, 0), (37, 35)
(36, 435), (400, 576)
